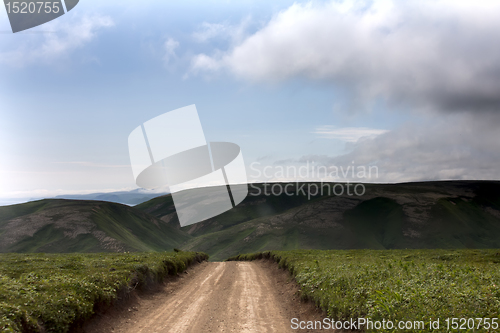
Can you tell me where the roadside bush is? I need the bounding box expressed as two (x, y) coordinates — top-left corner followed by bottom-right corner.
(230, 249), (500, 332)
(0, 251), (208, 332)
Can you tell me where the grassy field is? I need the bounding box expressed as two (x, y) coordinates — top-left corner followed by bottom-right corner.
(229, 249), (500, 332)
(0, 251), (208, 332)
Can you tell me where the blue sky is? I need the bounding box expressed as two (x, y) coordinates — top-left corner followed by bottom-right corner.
(1, 0), (500, 204)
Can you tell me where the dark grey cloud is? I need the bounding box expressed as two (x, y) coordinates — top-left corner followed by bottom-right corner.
(302, 113), (500, 182)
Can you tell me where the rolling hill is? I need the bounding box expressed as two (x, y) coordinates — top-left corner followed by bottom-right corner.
(2, 181), (500, 260)
(0, 199), (190, 253)
(137, 181), (500, 260)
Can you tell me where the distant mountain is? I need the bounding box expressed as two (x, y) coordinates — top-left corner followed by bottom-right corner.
(2, 181), (500, 260)
(136, 181), (500, 261)
(0, 199), (189, 253)
(53, 189), (169, 206)
(0, 189), (169, 207)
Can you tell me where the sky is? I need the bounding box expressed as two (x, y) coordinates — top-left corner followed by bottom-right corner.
(1, 0), (500, 204)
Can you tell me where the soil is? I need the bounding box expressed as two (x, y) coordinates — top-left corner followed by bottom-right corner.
(83, 260), (337, 333)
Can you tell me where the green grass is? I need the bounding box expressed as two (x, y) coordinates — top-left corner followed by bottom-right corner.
(228, 249), (500, 332)
(0, 251), (208, 332)
(0, 201), (51, 224)
(9, 225), (104, 253)
(90, 203), (191, 252)
(136, 183), (329, 237)
(342, 197), (407, 249)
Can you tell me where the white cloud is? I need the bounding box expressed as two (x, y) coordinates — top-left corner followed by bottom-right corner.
(192, 18), (252, 44)
(163, 37), (179, 65)
(193, 22), (227, 42)
(314, 126), (388, 142)
(191, 53), (223, 72)
(0, 14), (114, 67)
(191, 0), (500, 112)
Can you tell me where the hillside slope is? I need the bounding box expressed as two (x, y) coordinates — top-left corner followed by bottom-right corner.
(0, 199), (191, 253)
(137, 181), (500, 260)
(3, 181), (500, 258)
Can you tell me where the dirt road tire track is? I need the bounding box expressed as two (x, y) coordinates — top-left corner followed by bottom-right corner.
(86, 260), (329, 333)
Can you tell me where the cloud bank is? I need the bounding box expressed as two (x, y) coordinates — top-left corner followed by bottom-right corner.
(302, 113), (500, 182)
(191, 0), (500, 112)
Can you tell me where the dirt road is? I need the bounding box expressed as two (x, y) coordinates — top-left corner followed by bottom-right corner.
(87, 261), (325, 333)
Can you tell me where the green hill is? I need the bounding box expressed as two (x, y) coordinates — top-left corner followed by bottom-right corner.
(0, 199), (191, 253)
(2, 181), (500, 260)
(137, 181), (500, 261)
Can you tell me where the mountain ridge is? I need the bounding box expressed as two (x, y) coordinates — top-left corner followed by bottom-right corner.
(0, 199), (189, 253)
(2, 181), (500, 260)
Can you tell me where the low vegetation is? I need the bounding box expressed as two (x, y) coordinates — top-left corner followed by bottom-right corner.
(228, 249), (500, 332)
(0, 251), (208, 332)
